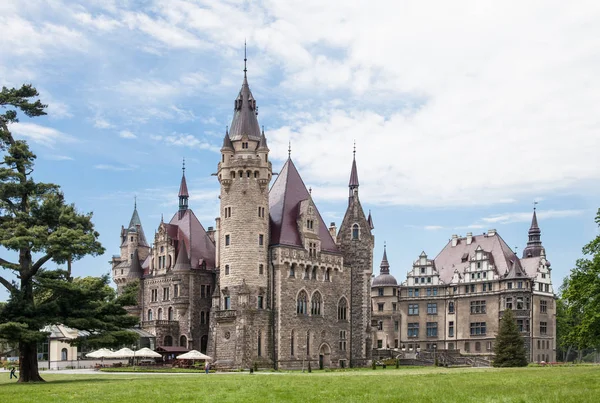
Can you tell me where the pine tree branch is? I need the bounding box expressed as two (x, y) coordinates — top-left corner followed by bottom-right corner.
(23, 253), (52, 283)
(0, 257), (19, 271)
(0, 274), (16, 294)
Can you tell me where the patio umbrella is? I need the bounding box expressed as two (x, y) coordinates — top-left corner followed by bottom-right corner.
(85, 348), (113, 358)
(109, 348), (135, 358)
(176, 350), (212, 360)
(134, 347), (162, 358)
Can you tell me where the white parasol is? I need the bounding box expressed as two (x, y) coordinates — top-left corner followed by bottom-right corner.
(109, 348), (136, 358)
(85, 348), (113, 358)
(134, 347), (162, 358)
(176, 350), (212, 360)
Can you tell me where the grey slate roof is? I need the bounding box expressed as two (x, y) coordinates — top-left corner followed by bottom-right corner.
(124, 207), (149, 247)
(373, 246), (398, 286)
(434, 232), (521, 284)
(228, 75), (261, 141)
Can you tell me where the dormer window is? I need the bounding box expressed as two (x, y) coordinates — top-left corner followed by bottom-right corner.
(306, 220), (314, 230)
(242, 142), (249, 149)
(352, 224), (359, 240)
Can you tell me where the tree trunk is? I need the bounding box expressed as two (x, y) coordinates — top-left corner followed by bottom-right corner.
(18, 259), (45, 383)
(18, 340), (45, 382)
(565, 345), (572, 363)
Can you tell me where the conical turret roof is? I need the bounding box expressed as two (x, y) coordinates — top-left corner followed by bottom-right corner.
(228, 73), (261, 141)
(372, 244), (397, 286)
(522, 208), (544, 258)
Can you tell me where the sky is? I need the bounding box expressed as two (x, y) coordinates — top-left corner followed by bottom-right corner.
(1, 0), (599, 302)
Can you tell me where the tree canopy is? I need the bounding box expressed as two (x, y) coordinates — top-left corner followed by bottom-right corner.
(560, 208), (600, 354)
(0, 84), (138, 382)
(493, 309), (528, 367)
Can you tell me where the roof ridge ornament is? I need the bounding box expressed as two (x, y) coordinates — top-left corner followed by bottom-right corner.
(244, 39), (247, 78)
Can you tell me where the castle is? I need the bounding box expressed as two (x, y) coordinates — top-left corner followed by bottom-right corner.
(371, 211), (556, 364)
(112, 60), (556, 368)
(112, 62), (374, 369)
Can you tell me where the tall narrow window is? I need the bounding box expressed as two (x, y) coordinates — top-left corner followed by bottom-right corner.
(290, 330), (295, 356)
(338, 297), (348, 321)
(297, 291), (308, 315)
(257, 330), (262, 356)
(225, 264), (230, 275)
(311, 292), (322, 316)
(259, 234), (264, 246)
(224, 296), (231, 310)
(306, 331), (310, 356)
(225, 234), (230, 246)
(259, 264), (264, 275)
(147, 309), (153, 321)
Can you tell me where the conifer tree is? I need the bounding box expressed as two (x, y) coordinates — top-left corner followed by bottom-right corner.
(493, 309), (528, 367)
(0, 85), (138, 382)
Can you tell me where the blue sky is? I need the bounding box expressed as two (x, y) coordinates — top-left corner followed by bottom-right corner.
(1, 0), (599, 301)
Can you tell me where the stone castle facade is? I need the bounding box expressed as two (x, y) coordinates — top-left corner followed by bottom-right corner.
(112, 65), (374, 369)
(371, 212), (557, 364)
(112, 60), (556, 368)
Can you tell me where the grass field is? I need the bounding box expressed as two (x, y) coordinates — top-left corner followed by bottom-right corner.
(1, 366), (599, 403)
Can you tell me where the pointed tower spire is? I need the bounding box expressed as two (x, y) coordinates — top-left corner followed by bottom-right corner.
(522, 203), (544, 258)
(348, 142), (359, 202)
(221, 126), (234, 151)
(380, 242), (390, 274)
(367, 209), (374, 229)
(229, 44), (261, 141)
(257, 126), (269, 151)
(178, 160), (189, 217)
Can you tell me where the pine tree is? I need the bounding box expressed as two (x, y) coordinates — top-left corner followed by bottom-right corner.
(493, 309), (528, 367)
(0, 85), (138, 382)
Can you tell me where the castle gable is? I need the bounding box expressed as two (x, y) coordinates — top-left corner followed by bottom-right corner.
(268, 158), (338, 253)
(168, 209), (216, 269)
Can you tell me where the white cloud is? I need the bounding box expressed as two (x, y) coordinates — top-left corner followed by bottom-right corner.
(94, 118), (114, 129)
(10, 122), (76, 147)
(94, 164), (137, 171)
(119, 130), (137, 139)
(480, 209), (585, 225)
(424, 225), (444, 231)
(45, 155), (73, 161)
(152, 133), (220, 153)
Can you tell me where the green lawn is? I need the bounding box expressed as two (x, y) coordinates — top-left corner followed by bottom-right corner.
(1, 366), (599, 403)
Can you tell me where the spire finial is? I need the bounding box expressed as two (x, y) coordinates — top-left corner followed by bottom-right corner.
(134, 195), (137, 209)
(353, 140), (356, 159)
(288, 140), (292, 158)
(182, 157), (186, 175)
(309, 187), (312, 195)
(244, 40), (247, 77)
(533, 200), (538, 210)
(384, 240), (386, 249)
(226, 125), (229, 135)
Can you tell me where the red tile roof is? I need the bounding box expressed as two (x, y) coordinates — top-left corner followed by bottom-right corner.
(178, 174), (189, 197)
(269, 158), (339, 253)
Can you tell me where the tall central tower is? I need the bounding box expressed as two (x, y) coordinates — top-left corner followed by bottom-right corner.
(211, 53), (273, 368)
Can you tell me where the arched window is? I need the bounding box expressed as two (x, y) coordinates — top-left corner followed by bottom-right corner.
(157, 308), (163, 320)
(312, 267), (317, 280)
(325, 268), (331, 281)
(231, 171), (235, 178)
(290, 330), (295, 356)
(352, 224), (360, 240)
(290, 263), (296, 277)
(338, 297), (348, 321)
(254, 171), (259, 178)
(168, 307), (174, 321)
(306, 331), (311, 356)
(61, 348), (68, 361)
(164, 335), (173, 346)
(147, 309), (153, 321)
(311, 292), (322, 316)
(180, 335), (187, 349)
(297, 290), (308, 315)
(238, 170), (243, 178)
(201, 311), (205, 324)
(448, 302), (455, 313)
(246, 170), (251, 178)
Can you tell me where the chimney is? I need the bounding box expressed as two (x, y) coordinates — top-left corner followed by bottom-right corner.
(466, 232), (473, 245)
(207, 226), (215, 243)
(451, 234), (458, 247)
(329, 222), (337, 239)
(487, 229), (496, 237)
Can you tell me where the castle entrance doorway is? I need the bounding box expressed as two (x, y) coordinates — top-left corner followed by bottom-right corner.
(319, 343), (331, 369)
